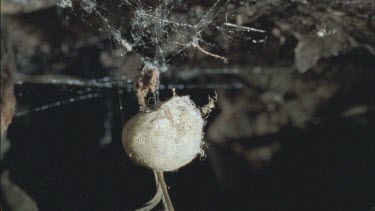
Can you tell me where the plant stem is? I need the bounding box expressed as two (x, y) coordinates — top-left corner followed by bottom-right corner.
(156, 171), (175, 211)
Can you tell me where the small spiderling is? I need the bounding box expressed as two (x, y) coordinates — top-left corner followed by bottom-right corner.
(201, 91), (218, 119)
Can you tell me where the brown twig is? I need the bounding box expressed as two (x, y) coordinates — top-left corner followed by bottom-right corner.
(192, 40), (228, 64)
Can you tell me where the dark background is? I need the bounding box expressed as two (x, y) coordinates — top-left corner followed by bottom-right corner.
(4, 80), (375, 210)
(2, 0), (375, 210)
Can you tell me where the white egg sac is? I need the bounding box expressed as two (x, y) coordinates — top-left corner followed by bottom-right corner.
(122, 96), (204, 172)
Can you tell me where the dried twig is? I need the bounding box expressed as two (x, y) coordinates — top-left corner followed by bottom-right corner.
(192, 39), (228, 64)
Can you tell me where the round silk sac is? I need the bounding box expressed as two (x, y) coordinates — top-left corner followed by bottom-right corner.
(122, 96), (204, 172)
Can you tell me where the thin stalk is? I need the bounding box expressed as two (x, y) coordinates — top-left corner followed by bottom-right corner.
(135, 171), (163, 211)
(156, 171), (174, 211)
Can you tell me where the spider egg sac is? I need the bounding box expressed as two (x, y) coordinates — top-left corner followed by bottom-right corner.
(122, 96), (204, 172)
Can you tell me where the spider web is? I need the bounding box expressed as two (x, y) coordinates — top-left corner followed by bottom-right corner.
(13, 0), (268, 147)
(7, 1), (268, 209)
(62, 0), (268, 66)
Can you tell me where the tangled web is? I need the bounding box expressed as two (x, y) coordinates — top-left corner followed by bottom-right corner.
(14, 0), (269, 130)
(127, 0), (227, 63)
(12, 0), (268, 148)
(62, 0), (267, 68)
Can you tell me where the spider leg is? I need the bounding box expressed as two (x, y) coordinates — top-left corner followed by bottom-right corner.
(213, 91), (218, 101)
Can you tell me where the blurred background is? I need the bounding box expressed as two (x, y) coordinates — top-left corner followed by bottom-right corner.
(1, 0), (375, 210)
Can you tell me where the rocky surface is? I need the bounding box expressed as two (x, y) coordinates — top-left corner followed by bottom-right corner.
(0, 27), (16, 135)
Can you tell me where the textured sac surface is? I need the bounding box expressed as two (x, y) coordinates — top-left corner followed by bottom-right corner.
(122, 96), (204, 172)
